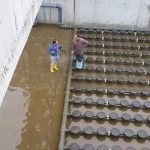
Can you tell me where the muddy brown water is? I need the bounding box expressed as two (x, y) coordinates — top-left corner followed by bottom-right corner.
(0, 24), (73, 150)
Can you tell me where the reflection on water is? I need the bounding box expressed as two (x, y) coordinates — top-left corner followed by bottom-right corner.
(0, 86), (29, 150)
(0, 24), (73, 150)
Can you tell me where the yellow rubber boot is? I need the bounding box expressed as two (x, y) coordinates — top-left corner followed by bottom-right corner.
(54, 64), (59, 70)
(50, 65), (54, 73)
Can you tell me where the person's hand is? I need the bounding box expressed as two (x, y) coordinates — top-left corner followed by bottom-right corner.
(59, 46), (62, 50)
(71, 50), (74, 54)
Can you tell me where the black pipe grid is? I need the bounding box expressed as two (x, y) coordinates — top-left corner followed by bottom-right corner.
(84, 57), (150, 66)
(87, 43), (150, 50)
(63, 28), (150, 150)
(65, 126), (150, 139)
(69, 98), (150, 109)
(72, 66), (150, 75)
(63, 144), (149, 150)
(77, 28), (150, 36)
(67, 110), (150, 123)
(70, 86), (150, 96)
(79, 34), (150, 43)
(85, 50), (150, 58)
(71, 75), (149, 85)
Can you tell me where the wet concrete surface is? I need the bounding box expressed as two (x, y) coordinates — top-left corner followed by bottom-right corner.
(0, 24), (73, 150)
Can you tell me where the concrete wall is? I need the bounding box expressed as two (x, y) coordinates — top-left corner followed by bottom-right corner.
(38, 0), (150, 29)
(0, 0), (43, 105)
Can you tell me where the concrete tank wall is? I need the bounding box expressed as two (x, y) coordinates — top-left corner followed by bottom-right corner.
(37, 0), (150, 28)
(0, 0), (43, 105)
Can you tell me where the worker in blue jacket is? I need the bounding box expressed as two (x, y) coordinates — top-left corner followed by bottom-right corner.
(48, 40), (62, 72)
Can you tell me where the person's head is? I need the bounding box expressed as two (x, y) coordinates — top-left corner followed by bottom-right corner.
(52, 40), (57, 46)
(74, 35), (77, 39)
(74, 35), (80, 42)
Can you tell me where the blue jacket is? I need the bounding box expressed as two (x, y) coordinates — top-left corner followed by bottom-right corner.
(48, 44), (61, 56)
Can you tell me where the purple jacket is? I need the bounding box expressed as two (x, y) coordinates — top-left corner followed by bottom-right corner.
(73, 38), (88, 55)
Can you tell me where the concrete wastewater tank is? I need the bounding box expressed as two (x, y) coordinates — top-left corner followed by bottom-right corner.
(0, 24), (150, 150)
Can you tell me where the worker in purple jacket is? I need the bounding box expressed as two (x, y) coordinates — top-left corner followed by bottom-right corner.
(72, 35), (89, 60)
